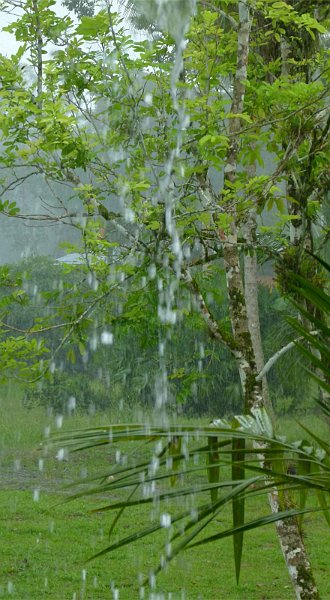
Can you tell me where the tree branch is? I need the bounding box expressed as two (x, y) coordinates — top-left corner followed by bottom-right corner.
(256, 331), (319, 381)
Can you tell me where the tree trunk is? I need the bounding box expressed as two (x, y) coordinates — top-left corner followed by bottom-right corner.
(220, 3), (320, 597)
(243, 167), (275, 421)
(220, 0), (263, 412)
(269, 491), (320, 599)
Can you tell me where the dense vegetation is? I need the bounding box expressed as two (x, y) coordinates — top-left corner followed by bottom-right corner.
(0, 255), (313, 416)
(0, 0), (329, 597)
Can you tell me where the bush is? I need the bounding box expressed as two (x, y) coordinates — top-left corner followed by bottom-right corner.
(23, 371), (112, 413)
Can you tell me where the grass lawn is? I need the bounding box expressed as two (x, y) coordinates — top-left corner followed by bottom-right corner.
(0, 385), (329, 599)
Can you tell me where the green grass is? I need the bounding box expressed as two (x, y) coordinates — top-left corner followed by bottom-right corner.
(0, 384), (329, 599)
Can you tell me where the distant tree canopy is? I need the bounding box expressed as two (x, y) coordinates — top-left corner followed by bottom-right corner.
(62, 0), (95, 17)
(0, 1), (329, 595)
(0, 0), (328, 411)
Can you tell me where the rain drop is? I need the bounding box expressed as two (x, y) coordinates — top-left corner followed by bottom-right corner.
(160, 513), (171, 528)
(7, 581), (14, 595)
(67, 396), (76, 413)
(56, 448), (66, 461)
(144, 93), (153, 106)
(101, 331), (113, 345)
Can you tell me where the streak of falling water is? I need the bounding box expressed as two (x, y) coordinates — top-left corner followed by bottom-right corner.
(154, 1), (196, 415)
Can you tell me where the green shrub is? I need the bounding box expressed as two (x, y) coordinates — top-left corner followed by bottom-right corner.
(23, 371), (112, 413)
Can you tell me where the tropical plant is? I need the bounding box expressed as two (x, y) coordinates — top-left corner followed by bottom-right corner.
(53, 256), (330, 597)
(0, 0), (329, 595)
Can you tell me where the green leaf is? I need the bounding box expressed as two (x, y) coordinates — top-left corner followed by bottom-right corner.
(146, 220), (160, 231)
(78, 341), (86, 356)
(198, 134), (212, 147)
(207, 435), (220, 503)
(131, 181), (150, 191)
(75, 12), (109, 38)
(169, 436), (182, 486)
(227, 113), (252, 123)
(316, 489), (330, 527)
(188, 507), (323, 550)
(297, 457), (311, 528)
(232, 437), (245, 583)
(66, 347), (76, 364)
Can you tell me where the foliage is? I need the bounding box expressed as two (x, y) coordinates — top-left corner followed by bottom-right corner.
(23, 370), (112, 413)
(53, 255), (330, 585)
(62, 0), (95, 18)
(3, 255), (313, 415)
(1, 384), (329, 598)
(0, 0), (329, 594)
(0, 0), (328, 405)
(54, 406), (330, 584)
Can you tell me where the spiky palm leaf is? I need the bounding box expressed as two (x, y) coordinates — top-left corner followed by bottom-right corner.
(52, 411), (329, 582)
(52, 256), (330, 583)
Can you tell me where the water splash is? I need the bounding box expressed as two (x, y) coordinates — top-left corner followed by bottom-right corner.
(160, 512), (171, 528)
(100, 331), (114, 345)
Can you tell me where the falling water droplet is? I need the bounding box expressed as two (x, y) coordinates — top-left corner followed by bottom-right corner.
(149, 572), (156, 589)
(101, 331), (113, 345)
(90, 334), (98, 351)
(7, 581), (14, 595)
(144, 92), (153, 106)
(56, 448), (66, 461)
(67, 396), (76, 413)
(160, 513), (171, 528)
(148, 264), (157, 279)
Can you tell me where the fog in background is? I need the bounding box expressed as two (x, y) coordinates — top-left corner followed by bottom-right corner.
(0, 0), (124, 264)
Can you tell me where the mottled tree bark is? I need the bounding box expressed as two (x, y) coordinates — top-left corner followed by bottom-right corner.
(269, 491), (320, 599)
(220, 3), (319, 597)
(243, 159), (274, 421)
(220, 0), (263, 413)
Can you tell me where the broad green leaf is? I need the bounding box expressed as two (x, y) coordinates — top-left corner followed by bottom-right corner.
(147, 220), (160, 231)
(75, 13), (109, 38)
(297, 458), (311, 528)
(316, 489), (330, 527)
(169, 435), (182, 486)
(207, 435), (220, 503)
(188, 507), (323, 550)
(232, 437), (245, 583)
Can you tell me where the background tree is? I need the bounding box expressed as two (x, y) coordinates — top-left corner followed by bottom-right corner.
(0, 0), (329, 596)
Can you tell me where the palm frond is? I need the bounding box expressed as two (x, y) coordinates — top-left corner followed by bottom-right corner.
(52, 256), (330, 584)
